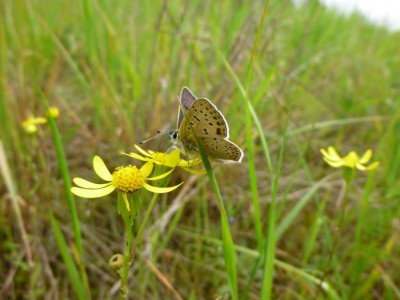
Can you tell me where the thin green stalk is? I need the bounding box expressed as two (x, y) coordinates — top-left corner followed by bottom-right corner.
(317, 173), (354, 298)
(82, 0), (98, 63)
(245, 0), (270, 90)
(217, 51), (266, 253)
(275, 176), (331, 240)
(120, 208), (134, 299)
(218, 9), (277, 290)
(200, 153), (238, 300)
(129, 192), (159, 264)
(287, 116), (387, 137)
(50, 213), (86, 300)
(261, 118), (287, 300)
(178, 101), (238, 299)
(0, 82), (10, 146)
(244, 0), (271, 254)
(217, 1), (272, 291)
(40, 93), (91, 299)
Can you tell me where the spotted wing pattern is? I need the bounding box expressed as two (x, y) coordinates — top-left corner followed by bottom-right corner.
(197, 136), (243, 162)
(178, 98), (243, 162)
(178, 98), (229, 139)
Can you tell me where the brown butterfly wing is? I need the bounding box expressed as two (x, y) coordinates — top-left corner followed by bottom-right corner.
(197, 136), (244, 162)
(178, 98), (229, 140)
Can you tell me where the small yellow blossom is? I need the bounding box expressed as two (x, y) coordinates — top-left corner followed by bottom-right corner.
(71, 156), (183, 210)
(126, 145), (205, 174)
(320, 146), (379, 171)
(22, 116), (47, 134)
(47, 106), (60, 119)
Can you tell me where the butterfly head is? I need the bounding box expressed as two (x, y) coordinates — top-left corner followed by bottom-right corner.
(168, 130), (179, 143)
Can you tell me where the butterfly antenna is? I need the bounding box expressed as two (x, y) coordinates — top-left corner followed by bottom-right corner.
(139, 130), (168, 145)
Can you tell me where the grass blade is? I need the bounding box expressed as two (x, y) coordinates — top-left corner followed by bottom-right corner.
(40, 92), (91, 299)
(261, 118), (287, 299)
(276, 176), (330, 240)
(49, 213), (86, 300)
(198, 146), (238, 300)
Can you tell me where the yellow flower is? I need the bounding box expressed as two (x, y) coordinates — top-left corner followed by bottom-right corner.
(71, 156), (183, 210)
(47, 106), (60, 119)
(126, 145), (204, 174)
(320, 146), (379, 171)
(22, 116), (47, 134)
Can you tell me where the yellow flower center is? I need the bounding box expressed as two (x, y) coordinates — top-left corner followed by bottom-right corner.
(112, 165), (145, 192)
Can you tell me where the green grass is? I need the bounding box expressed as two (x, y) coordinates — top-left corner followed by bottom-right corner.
(1, 0), (400, 299)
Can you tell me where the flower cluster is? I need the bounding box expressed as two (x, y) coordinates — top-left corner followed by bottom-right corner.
(22, 106), (60, 134)
(71, 145), (204, 210)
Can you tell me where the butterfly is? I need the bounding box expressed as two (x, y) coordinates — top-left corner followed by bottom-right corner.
(168, 87), (244, 163)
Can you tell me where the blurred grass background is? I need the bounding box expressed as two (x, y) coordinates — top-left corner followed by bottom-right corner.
(1, 0), (400, 299)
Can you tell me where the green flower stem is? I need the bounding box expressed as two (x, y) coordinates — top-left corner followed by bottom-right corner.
(318, 175), (353, 296)
(338, 178), (352, 229)
(342, 167), (355, 186)
(42, 94), (91, 299)
(119, 213), (133, 299)
(129, 193), (159, 264)
(117, 186), (160, 298)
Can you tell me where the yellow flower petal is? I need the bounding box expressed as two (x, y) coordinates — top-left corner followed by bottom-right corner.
(125, 152), (151, 162)
(320, 148), (329, 158)
(321, 146), (378, 172)
(93, 156), (113, 181)
(164, 149), (180, 167)
(342, 152), (359, 168)
(359, 149), (372, 164)
(356, 161), (380, 171)
(181, 167), (207, 175)
(23, 116), (48, 133)
(71, 185), (115, 198)
(146, 167), (175, 181)
(134, 144), (152, 157)
(24, 123), (38, 134)
(323, 158), (345, 168)
(139, 161), (153, 178)
(143, 182), (183, 193)
(321, 148), (340, 162)
(33, 117), (47, 125)
(366, 162), (380, 170)
(178, 158), (202, 167)
(73, 177), (112, 189)
(327, 147), (341, 161)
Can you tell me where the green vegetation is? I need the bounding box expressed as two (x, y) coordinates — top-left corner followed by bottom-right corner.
(1, 0), (399, 299)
